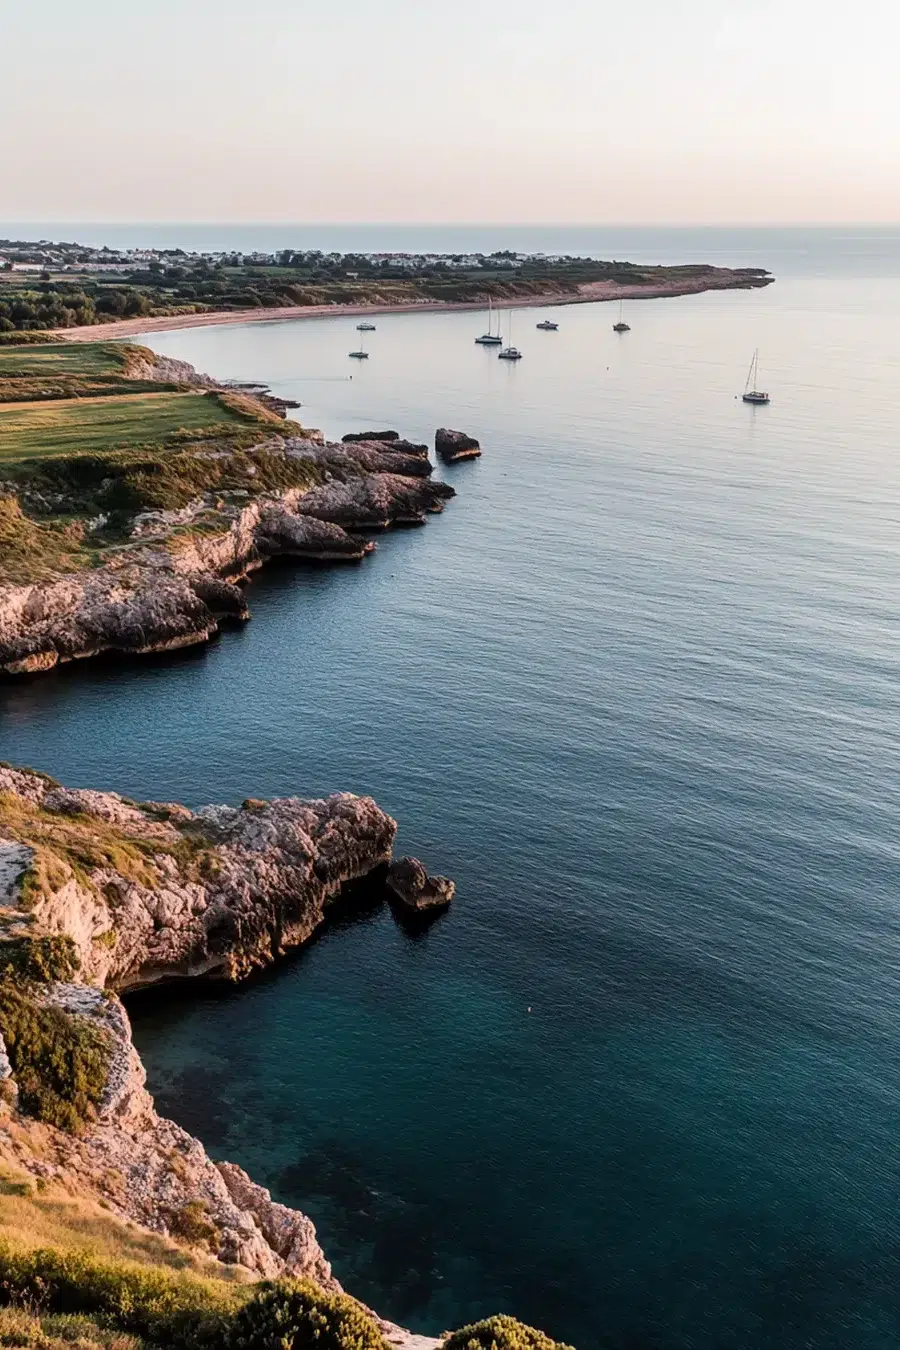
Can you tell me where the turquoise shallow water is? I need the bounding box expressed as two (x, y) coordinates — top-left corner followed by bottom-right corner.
(3, 230), (900, 1347)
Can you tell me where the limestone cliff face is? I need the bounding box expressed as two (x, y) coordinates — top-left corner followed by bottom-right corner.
(0, 764), (396, 990)
(0, 765), (438, 1336)
(0, 983), (337, 1285)
(0, 436), (454, 677)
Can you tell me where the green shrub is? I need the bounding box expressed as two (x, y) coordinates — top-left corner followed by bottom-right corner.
(226, 1279), (387, 1350)
(0, 936), (80, 985)
(169, 1203), (219, 1251)
(0, 1303), (144, 1348)
(0, 986), (108, 1132)
(0, 1241), (241, 1349)
(442, 1315), (575, 1350)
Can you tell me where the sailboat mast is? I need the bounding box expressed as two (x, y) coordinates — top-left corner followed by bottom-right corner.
(745, 349), (758, 394)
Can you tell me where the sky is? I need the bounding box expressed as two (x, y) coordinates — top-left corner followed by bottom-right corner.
(3, 0), (899, 224)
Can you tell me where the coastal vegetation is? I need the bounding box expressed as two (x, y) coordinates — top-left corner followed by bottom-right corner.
(0, 237), (771, 330)
(0, 986), (109, 1132)
(0, 342), (189, 404)
(442, 1316), (575, 1350)
(226, 1279), (387, 1349)
(0, 342), (323, 586)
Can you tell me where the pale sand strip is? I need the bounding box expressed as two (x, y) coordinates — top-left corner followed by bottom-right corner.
(54, 270), (769, 343)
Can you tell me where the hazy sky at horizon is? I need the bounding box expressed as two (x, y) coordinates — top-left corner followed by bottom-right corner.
(3, 0), (899, 224)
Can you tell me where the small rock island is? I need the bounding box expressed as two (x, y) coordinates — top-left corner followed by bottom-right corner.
(435, 428), (482, 463)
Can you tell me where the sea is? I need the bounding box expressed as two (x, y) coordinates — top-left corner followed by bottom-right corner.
(2, 225), (899, 1349)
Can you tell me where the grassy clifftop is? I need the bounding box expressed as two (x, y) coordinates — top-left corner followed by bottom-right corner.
(0, 343), (319, 585)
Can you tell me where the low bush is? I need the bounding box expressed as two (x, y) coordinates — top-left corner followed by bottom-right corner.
(0, 1302), (143, 1348)
(442, 1315), (575, 1350)
(0, 1241), (243, 1349)
(226, 1278), (387, 1350)
(169, 1203), (219, 1252)
(0, 986), (109, 1132)
(0, 936), (80, 984)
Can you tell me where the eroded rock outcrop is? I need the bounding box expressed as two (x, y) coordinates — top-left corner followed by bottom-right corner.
(387, 857), (455, 912)
(0, 763), (396, 989)
(435, 429), (481, 463)
(0, 766), (450, 1331)
(0, 982), (337, 1284)
(0, 433), (456, 676)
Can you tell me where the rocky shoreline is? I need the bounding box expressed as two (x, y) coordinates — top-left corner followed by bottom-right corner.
(0, 763), (447, 1346)
(0, 430), (454, 677)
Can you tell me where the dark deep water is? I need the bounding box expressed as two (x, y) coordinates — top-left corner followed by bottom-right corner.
(3, 228), (900, 1348)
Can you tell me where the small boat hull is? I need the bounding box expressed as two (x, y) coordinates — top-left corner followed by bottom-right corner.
(613, 322), (630, 332)
(349, 351), (369, 360)
(536, 321), (558, 331)
(742, 392), (769, 404)
(498, 347), (522, 361)
(356, 323), (376, 331)
(475, 335), (503, 345)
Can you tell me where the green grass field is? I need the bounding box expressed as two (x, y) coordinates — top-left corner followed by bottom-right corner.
(0, 391), (263, 459)
(0, 342), (129, 378)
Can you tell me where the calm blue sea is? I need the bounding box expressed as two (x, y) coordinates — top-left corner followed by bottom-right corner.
(2, 227), (900, 1349)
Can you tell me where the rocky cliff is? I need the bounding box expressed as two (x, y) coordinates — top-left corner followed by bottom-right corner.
(0, 764), (442, 1345)
(0, 434), (454, 676)
(0, 763), (396, 989)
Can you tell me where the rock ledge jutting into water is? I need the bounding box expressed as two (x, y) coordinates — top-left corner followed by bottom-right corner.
(0, 432), (454, 678)
(0, 762), (398, 990)
(435, 428), (482, 463)
(387, 856), (456, 911)
(0, 762), (453, 1346)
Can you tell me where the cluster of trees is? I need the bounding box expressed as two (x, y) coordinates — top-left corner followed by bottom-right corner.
(0, 283), (156, 330)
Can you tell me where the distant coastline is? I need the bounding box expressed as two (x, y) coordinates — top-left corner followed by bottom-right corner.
(55, 268), (772, 342)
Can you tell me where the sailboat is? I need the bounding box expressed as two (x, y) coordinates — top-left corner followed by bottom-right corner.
(475, 296), (502, 345)
(348, 334), (369, 359)
(356, 321), (376, 331)
(741, 350), (769, 404)
(612, 300), (630, 332)
(536, 318), (559, 331)
(498, 311), (522, 361)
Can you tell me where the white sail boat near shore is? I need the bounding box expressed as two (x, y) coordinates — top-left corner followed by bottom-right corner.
(498, 311), (522, 361)
(741, 350), (770, 404)
(475, 296), (502, 345)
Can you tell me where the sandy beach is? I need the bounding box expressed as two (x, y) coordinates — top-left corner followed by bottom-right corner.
(55, 269), (770, 341)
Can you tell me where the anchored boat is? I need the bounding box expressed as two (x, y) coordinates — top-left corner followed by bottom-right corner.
(498, 311), (523, 361)
(475, 296), (503, 345)
(741, 350), (770, 404)
(536, 320), (558, 331)
(356, 321), (376, 331)
(612, 299), (630, 332)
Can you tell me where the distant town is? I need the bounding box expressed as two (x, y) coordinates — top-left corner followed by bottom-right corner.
(0, 237), (530, 276)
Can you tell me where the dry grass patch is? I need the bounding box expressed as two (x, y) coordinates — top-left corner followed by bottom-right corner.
(0, 497), (97, 585)
(0, 792), (215, 913)
(0, 1158), (248, 1285)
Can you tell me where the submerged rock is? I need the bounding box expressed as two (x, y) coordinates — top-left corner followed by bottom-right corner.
(435, 428), (481, 463)
(386, 856), (455, 912)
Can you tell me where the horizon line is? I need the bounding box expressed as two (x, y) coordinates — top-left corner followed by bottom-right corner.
(3, 220), (900, 230)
